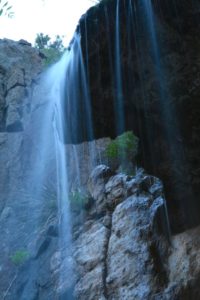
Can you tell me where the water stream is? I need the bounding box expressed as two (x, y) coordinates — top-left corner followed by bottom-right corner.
(115, 0), (125, 135)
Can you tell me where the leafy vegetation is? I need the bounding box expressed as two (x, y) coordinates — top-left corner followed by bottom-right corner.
(11, 250), (29, 265)
(34, 33), (65, 67)
(0, 0), (14, 18)
(105, 131), (139, 161)
(104, 131), (139, 175)
(35, 33), (51, 49)
(69, 190), (90, 208)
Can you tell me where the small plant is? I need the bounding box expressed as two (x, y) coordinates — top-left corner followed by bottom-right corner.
(34, 33), (65, 67)
(41, 47), (63, 67)
(69, 190), (90, 207)
(11, 250), (29, 265)
(105, 131), (139, 161)
(104, 131), (139, 174)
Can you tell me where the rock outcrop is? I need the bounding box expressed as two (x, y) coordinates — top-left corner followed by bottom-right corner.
(2, 158), (200, 299)
(73, 166), (169, 299)
(72, 165), (200, 300)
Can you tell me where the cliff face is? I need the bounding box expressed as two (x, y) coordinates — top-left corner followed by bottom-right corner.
(78, 0), (200, 233)
(0, 39), (43, 132)
(0, 39), (43, 212)
(1, 1), (200, 298)
(0, 39), (45, 298)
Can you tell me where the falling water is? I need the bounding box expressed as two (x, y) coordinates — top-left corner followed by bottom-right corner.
(115, 0), (125, 134)
(141, 0), (177, 141)
(141, 0), (196, 227)
(2, 31), (95, 299)
(49, 33), (95, 294)
(104, 6), (114, 81)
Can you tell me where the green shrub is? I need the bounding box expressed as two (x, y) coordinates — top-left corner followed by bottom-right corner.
(41, 47), (63, 67)
(105, 131), (139, 161)
(69, 190), (90, 207)
(11, 250), (29, 265)
(34, 33), (65, 67)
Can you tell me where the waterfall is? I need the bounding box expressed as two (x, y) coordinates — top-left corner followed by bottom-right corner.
(141, 0), (196, 226)
(115, 0), (125, 135)
(2, 0), (200, 298)
(46, 33), (95, 295)
(3, 32), (95, 299)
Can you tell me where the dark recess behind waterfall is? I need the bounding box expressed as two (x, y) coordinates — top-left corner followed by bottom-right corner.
(63, 0), (200, 234)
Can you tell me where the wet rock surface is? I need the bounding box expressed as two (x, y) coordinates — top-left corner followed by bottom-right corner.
(77, 0), (200, 233)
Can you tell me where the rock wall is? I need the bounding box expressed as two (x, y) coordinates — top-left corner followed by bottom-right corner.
(0, 38), (43, 208)
(0, 39), (45, 299)
(0, 39), (43, 131)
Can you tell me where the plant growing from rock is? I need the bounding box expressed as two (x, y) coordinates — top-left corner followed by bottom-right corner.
(105, 131), (139, 174)
(10, 250), (29, 265)
(34, 33), (65, 67)
(69, 190), (90, 209)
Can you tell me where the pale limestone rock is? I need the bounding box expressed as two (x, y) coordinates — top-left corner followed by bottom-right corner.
(74, 166), (169, 300)
(105, 174), (128, 208)
(74, 221), (108, 272)
(74, 264), (105, 300)
(106, 195), (166, 299)
(88, 164), (113, 213)
(169, 225), (200, 284)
